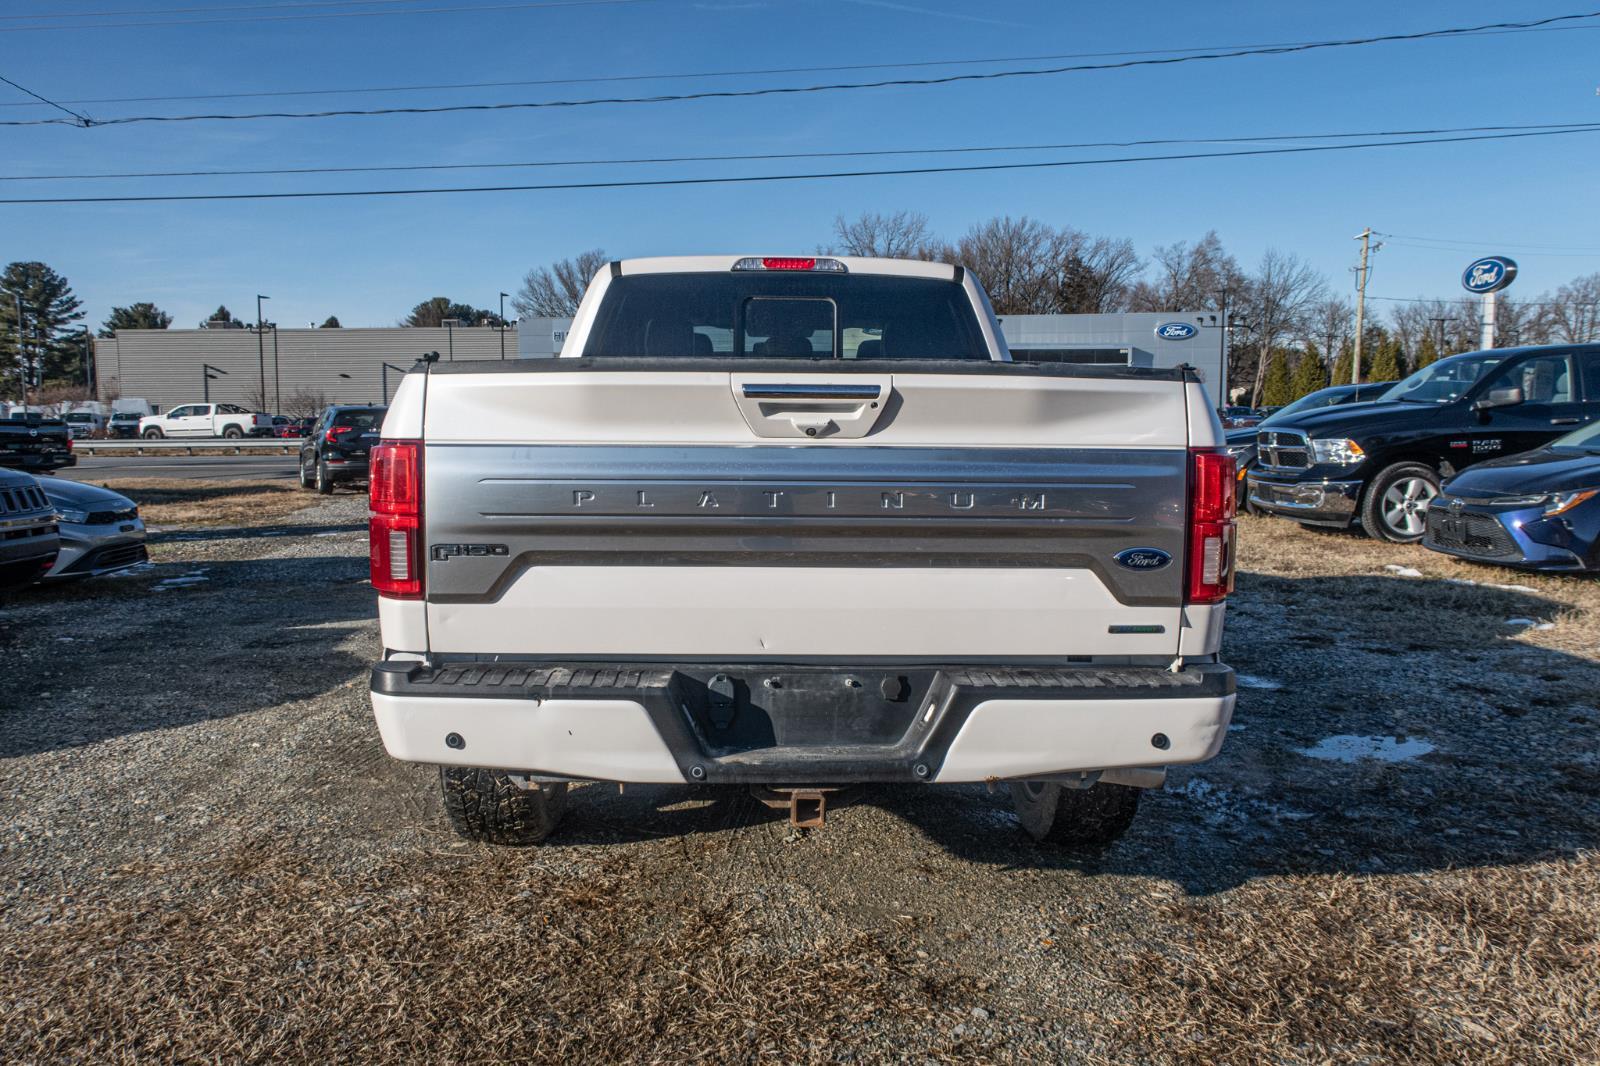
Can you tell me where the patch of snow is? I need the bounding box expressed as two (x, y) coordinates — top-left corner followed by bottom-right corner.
(311, 531), (345, 538)
(1227, 723), (1246, 732)
(1505, 618), (1555, 630)
(1384, 564), (1423, 577)
(1446, 577), (1477, 586)
(1296, 735), (1435, 764)
(1173, 777), (1313, 827)
(1489, 583), (1535, 592)
(1237, 674), (1282, 690)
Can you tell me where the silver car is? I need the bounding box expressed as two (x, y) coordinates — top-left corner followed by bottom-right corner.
(38, 477), (148, 579)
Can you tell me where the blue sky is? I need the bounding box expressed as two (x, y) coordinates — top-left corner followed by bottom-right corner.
(2, 0), (1598, 330)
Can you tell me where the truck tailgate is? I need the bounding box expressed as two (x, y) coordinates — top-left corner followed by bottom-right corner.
(418, 361), (1194, 659)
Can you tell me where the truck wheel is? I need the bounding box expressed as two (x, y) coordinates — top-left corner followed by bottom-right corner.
(142, 427), (163, 439)
(1009, 780), (1141, 848)
(440, 767), (567, 845)
(315, 460), (334, 495)
(222, 425), (244, 439)
(1360, 462), (1439, 543)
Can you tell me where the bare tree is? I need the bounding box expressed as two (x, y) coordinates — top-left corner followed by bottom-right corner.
(283, 389), (331, 420)
(1537, 272), (1600, 343)
(1045, 229), (1142, 313)
(955, 216), (1060, 314)
(828, 211), (944, 259)
(1239, 250), (1327, 405)
(1126, 230), (1243, 311)
(513, 250), (609, 318)
(1311, 298), (1354, 369)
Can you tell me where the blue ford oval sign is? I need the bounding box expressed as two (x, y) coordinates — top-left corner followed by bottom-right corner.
(1154, 321), (1197, 340)
(1114, 547), (1172, 571)
(1462, 256), (1517, 294)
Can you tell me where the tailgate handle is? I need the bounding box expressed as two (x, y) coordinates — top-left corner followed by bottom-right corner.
(741, 383), (883, 401)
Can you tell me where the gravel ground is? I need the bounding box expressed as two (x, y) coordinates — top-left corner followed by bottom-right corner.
(1, 489), (1596, 1063)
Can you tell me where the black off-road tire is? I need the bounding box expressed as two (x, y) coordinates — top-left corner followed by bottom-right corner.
(222, 425), (244, 439)
(298, 456), (314, 489)
(1009, 780), (1141, 848)
(315, 459), (334, 495)
(142, 427), (164, 439)
(440, 767), (568, 845)
(1360, 461), (1440, 543)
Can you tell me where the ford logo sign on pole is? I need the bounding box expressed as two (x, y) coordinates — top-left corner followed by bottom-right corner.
(1462, 256), (1517, 349)
(1154, 322), (1197, 340)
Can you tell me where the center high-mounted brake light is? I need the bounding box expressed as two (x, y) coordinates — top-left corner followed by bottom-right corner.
(1186, 448), (1237, 605)
(731, 257), (848, 273)
(369, 440), (422, 599)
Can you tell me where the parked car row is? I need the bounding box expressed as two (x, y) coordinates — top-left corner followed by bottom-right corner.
(1244, 342), (1600, 572)
(0, 468), (147, 594)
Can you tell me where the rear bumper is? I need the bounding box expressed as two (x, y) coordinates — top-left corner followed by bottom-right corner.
(370, 659), (1235, 784)
(322, 455), (369, 479)
(1247, 472), (1362, 527)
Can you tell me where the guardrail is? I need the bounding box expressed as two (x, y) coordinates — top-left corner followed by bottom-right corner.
(73, 439), (304, 456)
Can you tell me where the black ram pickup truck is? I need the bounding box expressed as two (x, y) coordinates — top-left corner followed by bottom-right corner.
(1247, 344), (1600, 542)
(0, 414), (75, 472)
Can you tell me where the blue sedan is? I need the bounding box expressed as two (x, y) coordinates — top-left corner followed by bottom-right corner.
(1424, 419), (1600, 572)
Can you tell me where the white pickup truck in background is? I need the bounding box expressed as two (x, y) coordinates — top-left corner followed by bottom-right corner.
(368, 255), (1238, 847)
(139, 403), (274, 439)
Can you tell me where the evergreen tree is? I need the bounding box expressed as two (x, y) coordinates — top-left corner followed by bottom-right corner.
(202, 305), (244, 328)
(0, 261), (86, 394)
(320, 316), (342, 328)
(1261, 348), (1294, 406)
(1330, 342), (1363, 386)
(101, 302), (172, 337)
(1413, 333), (1440, 370)
(1289, 343), (1328, 398)
(402, 297), (492, 328)
(1369, 339), (1402, 383)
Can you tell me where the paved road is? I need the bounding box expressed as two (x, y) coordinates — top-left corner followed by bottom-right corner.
(57, 454), (299, 482)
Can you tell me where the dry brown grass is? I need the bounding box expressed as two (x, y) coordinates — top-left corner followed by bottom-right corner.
(1116, 856), (1600, 1064)
(0, 847), (977, 1063)
(90, 478), (319, 527)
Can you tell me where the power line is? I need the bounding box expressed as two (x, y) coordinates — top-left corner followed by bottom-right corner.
(5, 121), (1594, 182)
(5, 10), (1596, 127)
(1380, 240), (1600, 259)
(0, 0), (652, 32)
(2, 27), (1593, 108)
(0, 72), (92, 126)
(3, 124), (1596, 205)
(0, 0), (437, 19)
(1374, 231), (1600, 254)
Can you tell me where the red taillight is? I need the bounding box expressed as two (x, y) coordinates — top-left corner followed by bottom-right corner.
(326, 424), (356, 444)
(762, 257), (816, 271)
(369, 440), (422, 598)
(1186, 448), (1237, 605)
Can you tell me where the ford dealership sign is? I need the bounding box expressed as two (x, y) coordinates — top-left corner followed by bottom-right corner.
(1154, 321), (1197, 340)
(1462, 256), (1517, 294)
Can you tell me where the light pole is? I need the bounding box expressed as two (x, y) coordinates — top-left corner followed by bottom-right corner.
(380, 361), (407, 404)
(442, 317), (460, 361)
(81, 328), (92, 393)
(255, 294), (269, 410)
(202, 363), (228, 403)
(271, 323), (280, 414)
(498, 293), (509, 359)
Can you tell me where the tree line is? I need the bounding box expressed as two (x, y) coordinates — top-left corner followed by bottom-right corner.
(7, 228), (1600, 404)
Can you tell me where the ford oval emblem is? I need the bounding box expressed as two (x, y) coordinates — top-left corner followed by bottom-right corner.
(1462, 256), (1517, 294)
(1154, 321), (1197, 340)
(1114, 547), (1172, 571)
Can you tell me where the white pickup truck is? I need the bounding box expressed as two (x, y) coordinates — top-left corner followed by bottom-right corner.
(369, 255), (1237, 847)
(139, 403), (274, 439)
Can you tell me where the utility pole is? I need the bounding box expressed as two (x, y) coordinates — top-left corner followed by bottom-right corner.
(498, 292), (509, 359)
(12, 292), (24, 407)
(1350, 228), (1373, 385)
(1216, 287), (1230, 403)
(1429, 316), (1449, 357)
(81, 328), (92, 393)
(255, 294), (270, 411)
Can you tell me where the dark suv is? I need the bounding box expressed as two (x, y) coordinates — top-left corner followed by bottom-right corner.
(298, 405), (386, 494)
(1247, 344), (1600, 542)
